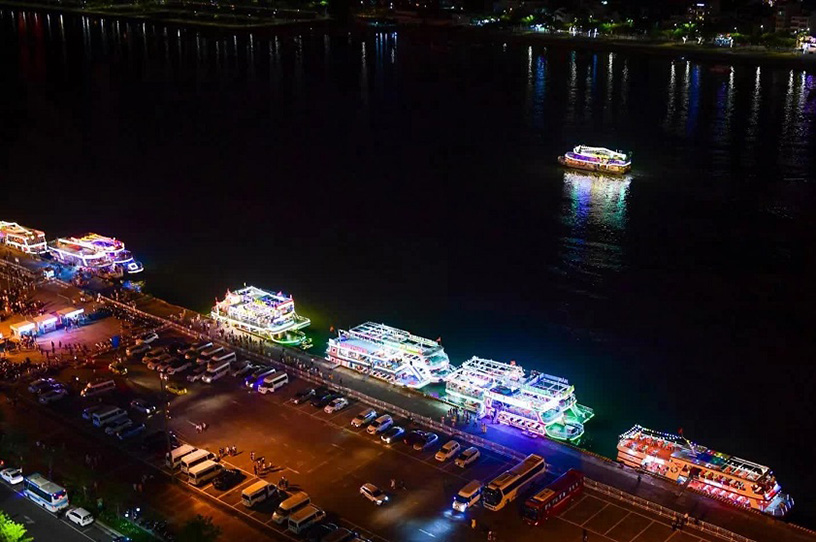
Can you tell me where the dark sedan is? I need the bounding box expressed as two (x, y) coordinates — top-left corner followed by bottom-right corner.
(213, 469), (245, 491)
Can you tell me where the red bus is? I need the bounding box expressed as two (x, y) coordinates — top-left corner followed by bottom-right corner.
(522, 469), (584, 525)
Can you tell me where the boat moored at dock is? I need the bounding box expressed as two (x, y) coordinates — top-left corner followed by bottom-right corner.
(327, 322), (451, 388)
(558, 146), (632, 174)
(211, 286), (311, 347)
(444, 357), (593, 442)
(0, 221), (47, 254)
(48, 233), (144, 276)
(617, 425), (793, 517)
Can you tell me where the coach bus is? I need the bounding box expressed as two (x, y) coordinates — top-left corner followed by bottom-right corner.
(522, 469), (584, 525)
(23, 473), (69, 513)
(483, 454), (546, 511)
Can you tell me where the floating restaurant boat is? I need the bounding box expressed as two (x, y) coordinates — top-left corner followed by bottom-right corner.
(0, 221), (47, 254)
(444, 357), (594, 442)
(558, 145), (632, 174)
(617, 425), (794, 517)
(211, 286), (311, 347)
(48, 233), (144, 275)
(327, 322), (451, 388)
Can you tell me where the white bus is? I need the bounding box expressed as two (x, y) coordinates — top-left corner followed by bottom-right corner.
(197, 346), (224, 365)
(272, 491), (310, 524)
(242, 481), (273, 507)
(23, 473), (69, 513)
(187, 460), (224, 486)
(92, 406), (128, 428)
(482, 454), (546, 511)
(166, 444), (197, 469)
(288, 505), (326, 534)
(202, 361), (231, 384)
(180, 449), (216, 474)
(258, 372), (289, 394)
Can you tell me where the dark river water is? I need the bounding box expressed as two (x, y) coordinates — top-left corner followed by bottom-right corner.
(2, 9), (816, 525)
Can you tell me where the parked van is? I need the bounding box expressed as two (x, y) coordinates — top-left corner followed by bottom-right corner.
(258, 372), (289, 394)
(166, 444), (197, 469)
(126, 343), (150, 357)
(91, 406), (127, 428)
(185, 341), (213, 360)
(180, 449), (216, 474)
(288, 505), (326, 534)
(80, 379), (116, 398)
(202, 361), (231, 384)
(187, 460), (224, 486)
(452, 479), (482, 512)
(196, 346), (224, 365)
(210, 351), (236, 365)
(272, 491), (310, 524)
(241, 481), (273, 508)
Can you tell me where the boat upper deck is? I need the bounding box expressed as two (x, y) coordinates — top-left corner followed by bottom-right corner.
(214, 286), (296, 325)
(344, 322), (444, 356)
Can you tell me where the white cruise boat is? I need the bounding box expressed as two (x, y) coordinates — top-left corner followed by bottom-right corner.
(48, 233), (143, 274)
(211, 286), (310, 346)
(0, 221), (47, 254)
(327, 322), (451, 388)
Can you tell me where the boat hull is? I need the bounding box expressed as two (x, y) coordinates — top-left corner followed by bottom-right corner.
(558, 155), (631, 175)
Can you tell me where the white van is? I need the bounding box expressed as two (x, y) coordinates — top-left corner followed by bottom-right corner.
(80, 379), (116, 398)
(180, 449), (216, 474)
(91, 406), (128, 428)
(210, 351), (236, 365)
(166, 444), (197, 469)
(288, 505), (326, 534)
(258, 372), (289, 394)
(452, 479), (482, 512)
(202, 361), (231, 384)
(197, 346), (224, 365)
(187, 460), (224, 486)
(241, 481), (273, 508)
(272, 491), (310, 524)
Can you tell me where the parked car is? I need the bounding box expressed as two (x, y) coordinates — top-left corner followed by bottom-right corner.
(413, 432), (439, 451)
(136, 332), (159, 345)
(212, 468), (244, 491)
(66, 507), (94, 527)
(82, 405), (108, 421)
(324, 397), (349, 414)
(244, 367), (275, 389)
(311, 392), (339, 409)
(186, 365), (207, 382)
(454, 447), (481, 468)
(39, 387), (67, 404)
(126, 343), (150, 357)
(108, 362), (128, 375)
(292, 388), (316, 405)
(303, 522), (338, 542)
(28, 378), (56, 394)
(366, 415), (393, 435)
(165, 359), (192, 375)
(350, 408), (377, 428)
(130, 399), (157, 416)
(380, 426), (405, 445)
(435, 440), (461, 462)
(105, 418), (134, 436)
(403, 430), (426, 447)
(0, 468), (23, 485)
(116, 423), (146, 440)
(166, 382), (188, 395)
(360, 483), (388, 505)
(230, 361), (254, 377)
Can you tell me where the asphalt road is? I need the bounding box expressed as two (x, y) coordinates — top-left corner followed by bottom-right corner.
(0, 479), (115, 542)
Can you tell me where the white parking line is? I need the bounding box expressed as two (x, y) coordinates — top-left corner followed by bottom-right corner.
(628, 520), (654, 542)
(418, 528), (436, 537)
(306, 460), (330, 474)
(581, 502), (610, 526)
(604, 511), (632, 535)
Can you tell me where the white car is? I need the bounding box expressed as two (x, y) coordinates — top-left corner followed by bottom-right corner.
(136, 332), (159, 345)
(351, 408), (377, 428)
(126, 343), (150, 357)
(360, 483), (388, 505)
(105, 418), (134, 436)
(366, 414), (393, 435)
(66, 507), (94, 527)
(454, 447), (481, 468)
(435, 440), (461, 462)
(0, 468), (23, 485)
(39, 388), (67, 404)
(324, 397), (349, 414)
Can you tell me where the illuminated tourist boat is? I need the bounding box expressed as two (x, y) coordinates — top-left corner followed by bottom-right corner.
(48, 233), (144, 275)
(211, 286), (311, 347)
(617, 425), (794, 517)
(0, 221), (47, 254)
(558, 145), (632, 174)
(444, 357), (594, 442)
(327, 322), (451, 388)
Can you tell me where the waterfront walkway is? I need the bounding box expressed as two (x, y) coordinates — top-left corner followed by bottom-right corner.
(2, 249), (815, 542)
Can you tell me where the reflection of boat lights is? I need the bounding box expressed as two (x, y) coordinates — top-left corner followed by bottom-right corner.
(563, 171), (631, 232)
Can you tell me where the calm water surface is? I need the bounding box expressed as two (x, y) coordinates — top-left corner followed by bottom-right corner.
(2, 9), (816, 524)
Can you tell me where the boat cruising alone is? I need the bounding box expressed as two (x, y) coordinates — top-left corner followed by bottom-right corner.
(558, 146), (632, 174)
(445, 357), (593, 442)
(618, 425), (793, 517)
(0, 221), (47, 254)
(211, 286), (311, 347)
(327, 322), (451, 388)
(48, 233), (144, 275)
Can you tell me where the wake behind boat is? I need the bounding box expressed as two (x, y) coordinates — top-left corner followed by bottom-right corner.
(558, 145), (632, 175)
